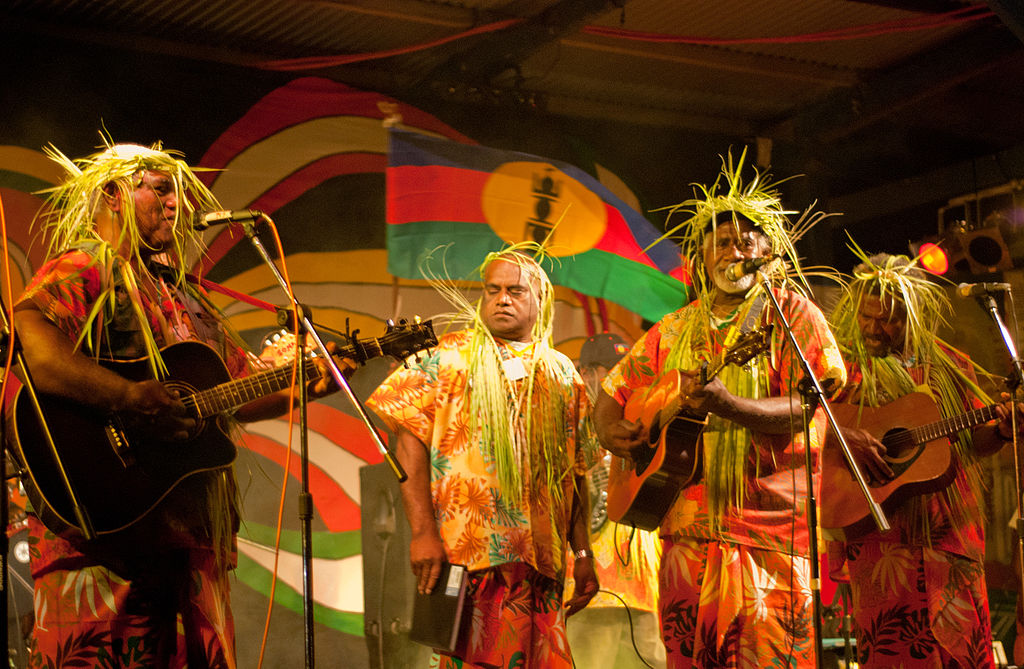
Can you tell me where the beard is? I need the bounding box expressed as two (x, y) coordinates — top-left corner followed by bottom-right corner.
(711, 266), (757, 295)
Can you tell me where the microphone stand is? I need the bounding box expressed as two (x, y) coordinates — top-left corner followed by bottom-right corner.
(0, 329), (8, 669)
(972, 291), (1024, 613)
(755, 272), (889, 669)
(235, 214), (406, 669)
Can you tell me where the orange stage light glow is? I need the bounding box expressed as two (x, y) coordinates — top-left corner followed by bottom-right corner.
(918, 242), (949, 274)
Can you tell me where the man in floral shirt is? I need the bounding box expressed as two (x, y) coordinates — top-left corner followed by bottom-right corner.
(368, 248), (598, 668)
(593, 152), (846, 668)
(824, 251), (1020, 668)
(13, 141), (344, 668)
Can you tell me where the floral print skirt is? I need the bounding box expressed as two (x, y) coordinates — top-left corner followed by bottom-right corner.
(659, 537), (817, 668)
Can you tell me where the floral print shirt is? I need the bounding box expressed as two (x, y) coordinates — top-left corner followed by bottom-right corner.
(367, 330), (590, 580)
(602, 287), (846, 555)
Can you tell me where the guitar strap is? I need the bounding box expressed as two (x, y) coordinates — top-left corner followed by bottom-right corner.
(148, 262), (279, 314)
(723, 291), (767, 346)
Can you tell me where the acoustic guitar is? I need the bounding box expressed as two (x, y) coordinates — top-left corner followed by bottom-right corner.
(8, 319), (436, 539)
(821, 391), (1001, 541)
(605, 327), (772, 531)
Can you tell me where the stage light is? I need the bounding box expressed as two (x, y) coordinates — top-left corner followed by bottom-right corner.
(917, 242), (949, 274)
(938, 182), (1024, 275)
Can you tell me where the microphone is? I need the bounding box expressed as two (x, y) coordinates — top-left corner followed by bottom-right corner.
(725, 255), (779, 281)
(192, 209), (264, 231)
(956, 282), (1011, 298)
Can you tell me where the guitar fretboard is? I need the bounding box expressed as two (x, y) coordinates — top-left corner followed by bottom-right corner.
(180, 334), (403, 419)
(909, 404), (1000, 444)
(186, 358), (324, 418)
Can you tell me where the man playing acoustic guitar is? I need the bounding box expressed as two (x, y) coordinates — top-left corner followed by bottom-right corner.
(593, 151), (845, 668)
(823, 250), (1022, 668)
(11, 140), (351, 668)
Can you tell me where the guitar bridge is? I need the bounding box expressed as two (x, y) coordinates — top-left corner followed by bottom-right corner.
(105, 418), (136, 469)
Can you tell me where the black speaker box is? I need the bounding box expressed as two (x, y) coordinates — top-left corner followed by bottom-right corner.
(7, 528), (33, 668)
(360, 463), (434, 669)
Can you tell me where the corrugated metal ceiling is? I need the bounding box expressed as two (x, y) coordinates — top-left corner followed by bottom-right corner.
(5, 0), (1024, 198)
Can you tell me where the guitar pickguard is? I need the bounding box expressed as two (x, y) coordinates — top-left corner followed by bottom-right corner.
(879, 427), (925, 481)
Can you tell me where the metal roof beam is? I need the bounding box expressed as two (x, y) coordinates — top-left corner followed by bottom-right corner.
(987, 0), (1024, 44)
(764, 25), (1022, 146)
(418, 0), (621, 87)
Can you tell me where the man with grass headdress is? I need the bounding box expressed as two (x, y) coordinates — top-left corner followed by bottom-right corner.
(593, 151), (846, 667)
(12, 140), (346, 668)
(367, 246), (598, 668)
(823, 251), (1022, 668)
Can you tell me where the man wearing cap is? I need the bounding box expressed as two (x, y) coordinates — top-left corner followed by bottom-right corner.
(593, 151), (846, 667)
(565, 332), (666, 668)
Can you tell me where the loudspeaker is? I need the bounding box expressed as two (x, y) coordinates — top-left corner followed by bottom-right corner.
(958, 228), (1013, 274)
(8, 528), (33, 668)
(360, 463), (434, 669)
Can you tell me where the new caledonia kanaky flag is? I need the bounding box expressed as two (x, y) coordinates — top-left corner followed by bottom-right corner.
(386, 129), (690, 322)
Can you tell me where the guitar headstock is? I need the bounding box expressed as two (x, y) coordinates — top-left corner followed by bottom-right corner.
(722, 325), (773, 367)
(377, 318), (438, 359)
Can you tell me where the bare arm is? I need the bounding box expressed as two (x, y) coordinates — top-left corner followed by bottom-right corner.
(593, 390), (643, 457)
(683, 376), (807, 435)
(595, 374), (806, 449)
(14, 305), (194, 439)
(394, 427), (447, 594)
(564, 472), (598, 616)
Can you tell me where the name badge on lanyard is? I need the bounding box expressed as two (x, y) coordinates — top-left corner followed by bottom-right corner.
(503, 356), (528, 382)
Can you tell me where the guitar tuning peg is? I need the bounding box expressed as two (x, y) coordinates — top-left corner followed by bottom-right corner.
(386, 318), (395, 327)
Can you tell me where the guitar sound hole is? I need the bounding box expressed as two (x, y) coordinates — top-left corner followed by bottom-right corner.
(881, 428), (909, 460)
(632, 415), (660, 473)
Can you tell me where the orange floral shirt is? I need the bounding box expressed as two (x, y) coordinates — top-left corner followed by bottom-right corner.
(602, 288), (846, 554)
(368, 330), (590, 580)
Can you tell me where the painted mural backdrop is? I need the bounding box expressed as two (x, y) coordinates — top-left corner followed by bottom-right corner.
(0, 76), (681, 659)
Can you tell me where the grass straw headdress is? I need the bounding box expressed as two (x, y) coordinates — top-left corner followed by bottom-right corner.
(655, 147), (829, 295)
(38, 138), (219, 273)
(830, 240), (953, 368)
(34, 136), (222, 373)
(423, 241), (582, 511)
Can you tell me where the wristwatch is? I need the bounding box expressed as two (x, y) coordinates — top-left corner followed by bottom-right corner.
(574, 548), (594, 560)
